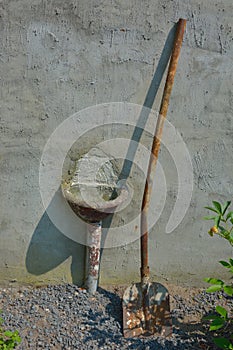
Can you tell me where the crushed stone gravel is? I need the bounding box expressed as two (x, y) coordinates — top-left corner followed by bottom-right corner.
(0, 283), (232, 350)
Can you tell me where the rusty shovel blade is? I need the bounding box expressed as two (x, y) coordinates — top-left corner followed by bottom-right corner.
(123, 282), (172, 338)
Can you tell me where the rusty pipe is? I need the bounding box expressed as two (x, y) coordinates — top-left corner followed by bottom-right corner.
(85, 222), (102, 294)
(140, 18), (187, 283)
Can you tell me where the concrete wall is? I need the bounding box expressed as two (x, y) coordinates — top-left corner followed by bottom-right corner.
(0, 0), (233, 287)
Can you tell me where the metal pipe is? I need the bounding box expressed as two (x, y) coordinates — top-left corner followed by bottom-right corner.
(85, 221), (102, 294)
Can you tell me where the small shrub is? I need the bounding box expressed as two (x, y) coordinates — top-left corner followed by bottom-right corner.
(203, 201), (233, 349)
(0, 312), (21, 349)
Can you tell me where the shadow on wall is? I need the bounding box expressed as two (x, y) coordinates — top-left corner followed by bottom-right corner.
(26, 207), (86, 286)
(118, 22), (177, 181)
(100, 23), (177, 249)
(26, 22), (177, 286)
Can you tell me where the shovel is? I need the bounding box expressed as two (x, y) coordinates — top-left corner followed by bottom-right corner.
(123, 18), (187, 338)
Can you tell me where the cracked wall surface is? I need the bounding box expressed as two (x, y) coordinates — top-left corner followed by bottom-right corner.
(0, 0), (233, 286)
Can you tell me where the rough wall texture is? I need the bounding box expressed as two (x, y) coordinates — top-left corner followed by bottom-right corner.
(0, 0), (232, 286)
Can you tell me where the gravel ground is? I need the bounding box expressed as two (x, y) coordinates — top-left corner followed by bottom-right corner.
(0, 283), (232, 350)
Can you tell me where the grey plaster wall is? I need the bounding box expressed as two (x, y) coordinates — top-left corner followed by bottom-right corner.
(0, 0), (233, 287)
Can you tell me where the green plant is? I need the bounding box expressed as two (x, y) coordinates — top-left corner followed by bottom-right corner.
(203, 306), (233, 349)
(203, 201), (233, 349)
(204, 200), (233, 246)
(0, 312), (21, 349)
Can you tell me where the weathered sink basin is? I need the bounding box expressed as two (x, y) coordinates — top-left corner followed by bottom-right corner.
(62, 147), (129, 223)
(61, 148), (129, 294)
(61, 183), (128, 223)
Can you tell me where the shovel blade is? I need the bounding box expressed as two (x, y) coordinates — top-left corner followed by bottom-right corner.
(122, 282), (172, 338)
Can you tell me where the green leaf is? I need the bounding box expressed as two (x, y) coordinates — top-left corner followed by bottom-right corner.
(206, 285), (223, 293)
(205, 206), (220, 214)
(214, 337), (233, 350)
(209, 318), (225, 331)
(213, 201), (222, 214)
(226, 211), (233, 221)
(204, 277), (224, 285)
(216, 306), (228, 319)
(202, 314), (220, 321)
(3, 330), (13, 337)
(230, 258), (233, 266)
(203, 216), (216, 220)
(14, 334), (21, 343)
(222, 201), (231, 215)
(219, 260), (231, 268)
(223, 285), (233, 296)
(230, 231), (233, 240)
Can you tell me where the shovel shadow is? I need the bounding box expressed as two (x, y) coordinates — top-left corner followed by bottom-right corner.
(101, 21), (178, 246)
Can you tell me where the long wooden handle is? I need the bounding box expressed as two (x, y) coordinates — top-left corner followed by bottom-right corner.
(141, 18), (187, 282)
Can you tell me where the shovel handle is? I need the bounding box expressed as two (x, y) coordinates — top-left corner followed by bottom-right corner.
(141, 18), (187, 282)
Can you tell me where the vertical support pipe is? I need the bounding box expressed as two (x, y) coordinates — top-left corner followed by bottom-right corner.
(85, 221), (102, 294)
